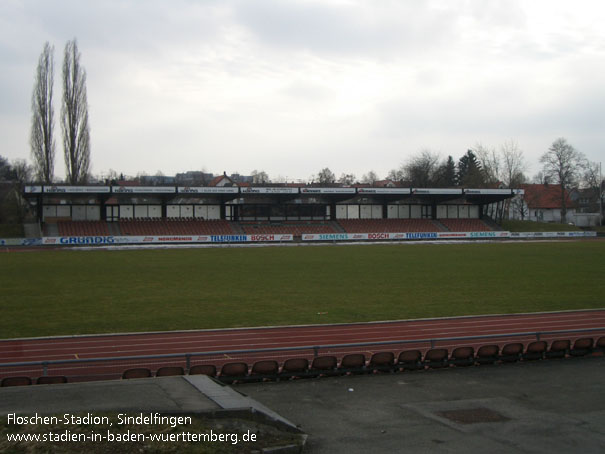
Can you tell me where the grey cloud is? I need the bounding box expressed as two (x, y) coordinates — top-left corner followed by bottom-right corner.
(233, 0), (458, 58)
(12, 0), (225, 54)
(280, 80), (332, 101)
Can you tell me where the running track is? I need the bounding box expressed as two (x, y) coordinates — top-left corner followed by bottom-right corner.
(1, 310), (604, 382)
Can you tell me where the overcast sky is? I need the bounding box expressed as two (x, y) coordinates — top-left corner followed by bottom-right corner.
(1, 0), (604, 182)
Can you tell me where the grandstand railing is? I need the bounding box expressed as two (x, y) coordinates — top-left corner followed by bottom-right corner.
(1, 327), (603, 379)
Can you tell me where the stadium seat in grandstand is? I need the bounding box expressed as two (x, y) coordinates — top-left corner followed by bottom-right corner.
(523, 341), (547, 361)
(438, 219), (492, 232)
(475, 345), (499, 365)
(308, 356), (338, 378)
(396, 350), (423, 371)
(55, 221), (111, 236)
(118, 219), (235, 236)
(449, 347), (475, 367)
(246, 360), (280, 382)
(279, 358), (309, 379)
(545, 339), (570, 359)
(122, 368), (152, 379)
(188, 364), (217, 377)
(1, 376), (32, 387)
(36, 376), (68, 385)
(593, 337), (605, 354)
(570, 338), (594, 357)
(156, 366), (185, 377)
(424, 348), (449, 369)
(500, 343), (524, 363)
(218, 362), (249, 384)
(337, 219), (443, 233)
(368, 352), (395, 373)
(338, 354), (366, 375)
(240, 221), (338, 237)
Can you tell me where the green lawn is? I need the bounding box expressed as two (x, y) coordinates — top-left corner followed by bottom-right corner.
(0, 223), (24, 237)
(1, 242), (604, 339)
(501, 220), (582, 232)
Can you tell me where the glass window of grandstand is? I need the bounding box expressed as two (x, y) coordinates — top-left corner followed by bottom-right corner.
(256, 205), (270, 220)
(283, 204), (328, 221)
(224, 205), (234, 221)
(270, 205), (286, 220)
(240, 205), (256, 221)
(286, 204), (299, 220)
(421, 205), (433, 219)
(299, 204), (313, 220)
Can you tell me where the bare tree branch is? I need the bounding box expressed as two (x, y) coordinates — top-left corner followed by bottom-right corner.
(474, 143), (500, 186)
(500, 140), (526, 188)
(62, 39), (91, 184)
(361, 170), (379, 185)
(404, 150), (441, 187)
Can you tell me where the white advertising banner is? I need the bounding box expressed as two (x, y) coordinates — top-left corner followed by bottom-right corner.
(240, 187), (300, 194)
(43, 186), (110, 193)
(177, 187), (239, 194)
(112, 186), (176, 194)
(357, 188), (411, 195)
(301, 231), (512, 241)
(302, 233), (352, 241)
(0, 238), (43, 246)
(300, 188), (356, 194)
(34, 230), (596, 246)
(302, 230), (594, 241)
(509, 231), (596, 238)
(464, 189), (513, 195)
(411, 188), (462, 195)
(41, 234), (294, 245)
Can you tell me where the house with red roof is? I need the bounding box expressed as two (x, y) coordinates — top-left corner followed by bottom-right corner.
(208, 174), (238, 187)
(513, 184), (576, 224)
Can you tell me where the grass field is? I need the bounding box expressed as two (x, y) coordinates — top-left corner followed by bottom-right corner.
(1, 241), (604, 339)
(500, 220), (582, 232)
(0, 224), (24, 237)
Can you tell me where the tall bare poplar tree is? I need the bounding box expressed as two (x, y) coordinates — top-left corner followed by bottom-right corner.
(62, 39), (90, 184)
(30, 42), (55, 183)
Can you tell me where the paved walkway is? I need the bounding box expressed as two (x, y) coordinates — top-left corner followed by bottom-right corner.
(242, 356), (605, 453)
(3, 357), (604, 453)
(1, 375), (299, 434)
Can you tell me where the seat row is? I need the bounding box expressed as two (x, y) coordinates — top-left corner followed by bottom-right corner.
(2, 337), (602, 387)
(0, 375), (68, 387)
(121, 337), (603, 384)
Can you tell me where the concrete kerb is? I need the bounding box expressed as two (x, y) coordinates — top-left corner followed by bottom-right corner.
(2, 307), (603, 343)
(184, 375), (303, 434)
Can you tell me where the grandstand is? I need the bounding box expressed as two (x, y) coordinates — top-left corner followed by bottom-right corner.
(41, 217), (499, 238)
(55, 220), (110, 236)
(118, 219), (235, 236)
(438, 218), (494, 232)
(25, 185), (516, 241)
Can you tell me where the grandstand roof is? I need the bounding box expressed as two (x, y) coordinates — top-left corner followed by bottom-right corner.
(24, 185), (517, 205)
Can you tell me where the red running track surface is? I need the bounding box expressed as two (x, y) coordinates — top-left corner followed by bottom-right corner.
(1, 310), (604, 382)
